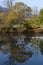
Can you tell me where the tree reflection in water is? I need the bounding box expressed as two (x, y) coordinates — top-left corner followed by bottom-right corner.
(0, 35), (43, 65)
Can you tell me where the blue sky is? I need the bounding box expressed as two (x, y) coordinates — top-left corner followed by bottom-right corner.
(0, 0), (43, 11)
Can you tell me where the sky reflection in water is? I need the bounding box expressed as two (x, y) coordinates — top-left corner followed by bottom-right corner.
(0, 36), (43, 65)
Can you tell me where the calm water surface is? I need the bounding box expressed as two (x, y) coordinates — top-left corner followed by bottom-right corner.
(0, 35), (43, 65)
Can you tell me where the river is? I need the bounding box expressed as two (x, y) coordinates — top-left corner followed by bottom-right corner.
(0, 35), (43, 65)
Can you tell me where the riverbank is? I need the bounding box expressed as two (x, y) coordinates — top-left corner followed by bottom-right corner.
(0, 28), (43, 36)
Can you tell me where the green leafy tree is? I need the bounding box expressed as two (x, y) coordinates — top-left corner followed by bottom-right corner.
(39, 8), (43, 25)
(3, 2), (32, 27)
